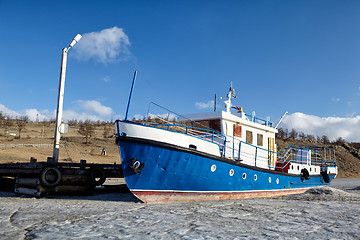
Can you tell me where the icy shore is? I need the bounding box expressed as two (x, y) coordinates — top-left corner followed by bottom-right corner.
(1, 178), (359, 239)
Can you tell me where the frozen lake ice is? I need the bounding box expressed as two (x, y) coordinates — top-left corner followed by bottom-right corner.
(0, 178), (359, 239)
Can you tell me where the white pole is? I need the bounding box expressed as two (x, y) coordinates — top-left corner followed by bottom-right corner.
(275, 111), (288, 129)
(52, 47), (68, 163)
(50, 34), (82, 163)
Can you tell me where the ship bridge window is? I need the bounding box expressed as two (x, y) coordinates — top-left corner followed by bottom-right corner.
(246, 130), (253, 144)
(233, 124), (242, 138)
(209, 119), (221, 132)
(257, 134), (263, 146)
(191, 119), (221, 133)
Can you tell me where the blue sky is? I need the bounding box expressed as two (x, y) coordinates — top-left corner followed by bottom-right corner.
(1, 0), (360, 141)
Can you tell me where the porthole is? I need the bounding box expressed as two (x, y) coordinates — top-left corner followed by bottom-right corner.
(242, 173), (247, 179)
(310, 167), (312, 172)
(211, 164), (216, 172)
(276, 178), (280, 184)
(315, 168), (316, 172)
(291, 165), (294, 170)
(269, 177), (272, 183)
(297, 166), (300, 171)
(229, 169), (234, 176)
(254, 174), (257, 181)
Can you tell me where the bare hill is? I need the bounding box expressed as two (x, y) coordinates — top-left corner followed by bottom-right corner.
(0, 121), (120, 164)
(277, 138), (360, 178)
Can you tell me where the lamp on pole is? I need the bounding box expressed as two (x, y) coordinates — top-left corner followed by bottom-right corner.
(51, 34), (82, 163)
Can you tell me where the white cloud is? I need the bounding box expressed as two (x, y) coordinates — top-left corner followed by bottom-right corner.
(113, 113), (124, 121)
(73, 27), (131, 64)
(0, 100), (118, 122)
(147, 113), (178, 122)
(280, 112), (360, 142)
(331, 97), (340, 102)
(102, 76), (110, 82)
(24, 109), (49, 121)
(195, 100), (215, 110)
(0, 104), (53, 121)
(76, 100), (113, 117)
(0, 104), (20, 118)
(63, 110), (100, 122)
(133, 114), (144, 120)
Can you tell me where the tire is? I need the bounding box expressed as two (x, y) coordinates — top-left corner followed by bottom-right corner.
(301, 168), (310, 180)
(41, 167), (62, 188)
(88, 167), (106, 186)
(321, 171), (330, 183)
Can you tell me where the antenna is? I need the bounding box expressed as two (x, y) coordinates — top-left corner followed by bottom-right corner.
(214, 94), (216, 112)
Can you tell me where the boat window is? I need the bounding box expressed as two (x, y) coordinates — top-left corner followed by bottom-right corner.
(257, 134), (263, 146)
(209, 119), (221, 132)
(233, 124), (242, 137)
(192, 119), (221, 133)
(246, 130), (253, 144)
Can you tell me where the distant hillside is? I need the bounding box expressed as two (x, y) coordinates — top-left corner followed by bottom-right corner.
(277, 138), (360, 178)
(1, 116), (359, 178)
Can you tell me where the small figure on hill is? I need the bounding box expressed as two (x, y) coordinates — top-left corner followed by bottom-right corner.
(101, 148), (106, 155)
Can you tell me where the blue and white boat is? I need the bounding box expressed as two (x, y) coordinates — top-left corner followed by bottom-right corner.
(115, 85), (337, 203)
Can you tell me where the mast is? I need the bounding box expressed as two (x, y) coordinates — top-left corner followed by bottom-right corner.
(125, 70), (138, 121)
(221, 82), (236, 113)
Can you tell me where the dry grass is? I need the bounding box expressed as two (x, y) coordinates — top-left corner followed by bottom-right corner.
(0, 122), (120, 164)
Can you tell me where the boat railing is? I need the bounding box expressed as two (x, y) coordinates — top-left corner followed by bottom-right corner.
(145, 102), (227, 150)
(305, 146), (336, 164)
(245, 114), (273, 127)
(148, 123), (226, 146)
(282, 145), (336, 169)
(221, 139), (284, 170)
(143, 102), (336, 171)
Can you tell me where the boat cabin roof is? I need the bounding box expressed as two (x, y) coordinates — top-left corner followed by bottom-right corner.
(181, 110), (277, 134)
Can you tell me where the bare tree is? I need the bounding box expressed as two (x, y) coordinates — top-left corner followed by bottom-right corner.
(78, 120), (95, 144)
(306, 134), (315, 142)
(276, 128), (285, 138)
(335, 137), (345, 145)
(68, 119), (78, 125)
(298, 132), (306, 140)
(283, 128), (289, 139)
(3, 115), (13, 134)
(0, 112), (4, 131)
(15, 116), (29, 139)
(321, 135), (330, 144)
(103, 125), (111, 138)
(289, 129), (298, 140)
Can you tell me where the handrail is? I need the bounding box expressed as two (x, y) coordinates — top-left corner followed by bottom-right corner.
(245, 113), (273, 127)
(148, 123), (227, 152)
(282, 145), (336, 170)
(145, 121), (337, 171)
(143, 102), (336, 171)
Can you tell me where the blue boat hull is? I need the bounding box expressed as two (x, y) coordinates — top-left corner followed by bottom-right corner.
(117, 137), (335, 203)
